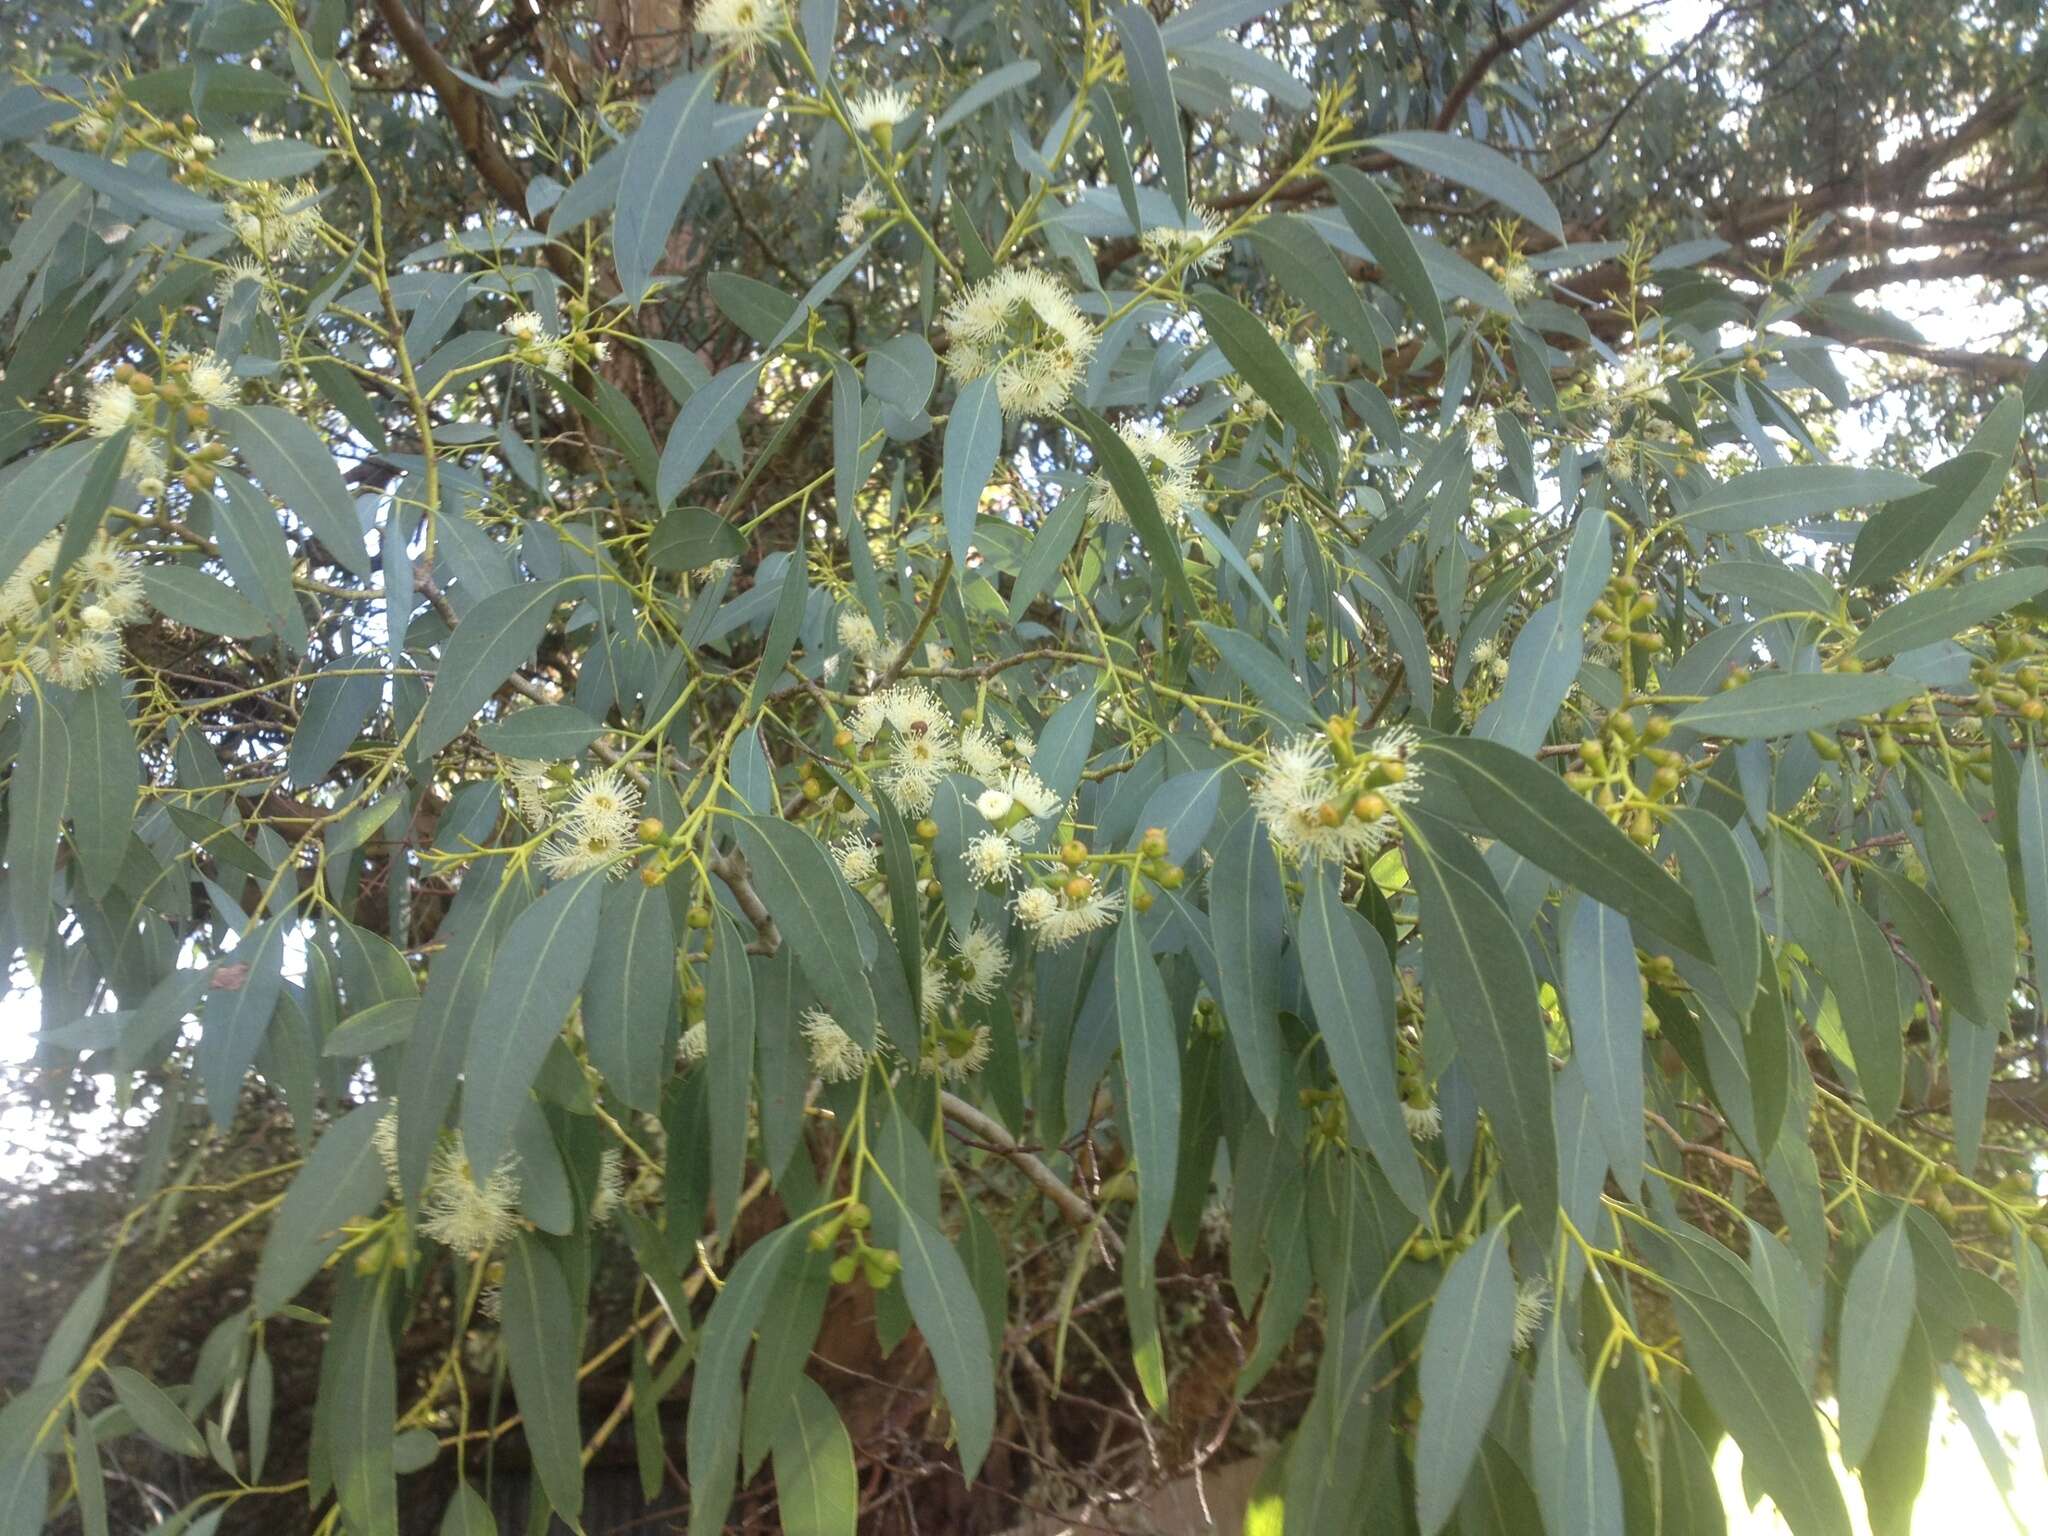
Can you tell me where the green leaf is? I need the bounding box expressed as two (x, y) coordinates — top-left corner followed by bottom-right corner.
(212, 472), (302, 639)
(1850, 450), (2007, 587)
(1324, 165), (1448, 356)
(741, 1250), (831, 1474)
(253, 1102), (390, 1314)
(1836, 1215), (1917, 1467)
(6, 687), (68, 951)
(1906, 760), (2016, 1025)
(1667, 1284), (1852, 1536)
(106, 1367), (205, 1458)
(1070, 404), (1199, 614)
(63, 681), (136, 902)
(1114, 904), (1181, 1263)
(1367, 131), (1564, 242)
(1674, 672), (1922, 739)
(1418, 736), (1708, 958)
(1658, 809), (1762, 1019)
(1197, 621), (1317, 726)
(1853, 569), (2048, 660)
(892, 1203), (997, 1479)
(199, 917), (287, 1130)
(2019, 752), (2048, 1004)
(477, 703), (603, 761)
(460, 869), (605, 1177)
(500, 1235), (583, 1522)
(329, 1269), (397, 1536)
(32, 1261), (110, 1387)
(657, 361), (761, 507)
(1206, 814), (1287, 1123)
(438, 1483), (497, 1536)
(1247, 214), (1389, 370)
(731, 815), (879, 1047)
(30, 144), (224, 231)
(2018, 1231), (2048, 1480)
(771, 1377), (857, 1536)
(0, 442), (98, 582)
(288, 659), (381, 787)
(1405, 815), (1557, 1237)
(138, 564), (269, 638)
(1563, 899), (1645, 1187)
(614, 70), (721, 301)
(935, 59), (1042, 134)
(942, 371), (1003, 572)
(1295, 866), (1427, 1212)
(1190, 284), (1342, 486)
(417, 579), (566, 757)
(1677, 464), (1926, 533)
(582, 873), (678, 1113)
(1814, 885), (1909, 1124)
(709, 270), (799, 346)
(648, 505), (746, 572)
(705, 906), (757, 1239)
(218, 404), (372, 575)
(1414, 1226), (1515, 1534)
(1004, 480), (1090, 622)
(686, 1226), (800, 1536)
(746, 517), (808, 711)
(1110, 3), (1188, 211)
(538, 371), (661, 498)
(1530, 1327), (1624, 1536)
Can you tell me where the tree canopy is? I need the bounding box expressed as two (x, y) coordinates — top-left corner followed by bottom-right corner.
(3, 1), (2047, 1533)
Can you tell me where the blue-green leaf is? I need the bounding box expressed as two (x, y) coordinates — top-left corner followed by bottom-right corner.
(1367, 131), (1563, 242)
(218, 405), (372, 575)
(500, 1235), (583, 1522)
(1836, 1216), (1917, 1467)
(1414, 1226), (1515, 1533)
(942, 372), (1003, 572)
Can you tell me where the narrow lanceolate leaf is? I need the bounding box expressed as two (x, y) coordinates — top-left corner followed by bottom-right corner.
(1110, 3), (1188, 211)
(63, 680), (135, 902)
(1247, 214), (1388, 372)
(1414, 1226), (1515, 1534)
(1659, 809), (1762, 1015)
(219, 404), (372, 574)
(687, 1227), (800, 1536)
(416, 579), (567, 757)
(106, 1367), (205, 1458)
(199, 917), (287, 1131)
(1418, 736), (1708, 959)
(1191, 284), (1342, 486)
(941, 371), (1002, 572)
(1850, 450), (2006, 587)
(1324, 165), (1446, 356)
(705, 906), (756, 1240)
(253, 1102), (389, 1314)
(614, 70), (723, 301)
(1836, 1216), (1917, 1467)
(1563, 900), (1645, 1187)
(732, 815), (879, 1047)
(1206, 814), (1288, 1123)
(460, 869), (605, 1177)
(1853, 569), (2048, 660)
(1296, 867), (1427, 1213)
(1667, 1285), (1852, 1536)
(1906, 759), (2016, 1024)
(1530, 1327), (1624, 1536)
(1405, 816), (1558, 1235)
(1676, 464), (1926, 534)
(1071, 404), (1198, 613)
(1197, 621), (1317, 726)
(2021, 752), (2048, 998)
(1114, 905), (1181, 1263)
(892, 1204), (997, 1480)
(499, 1235), (583, 1523)
(330, 1269), (398, 1536)
(581, 873), (678, 1113)
(1674, 672), (1923, 740)
(2018, 1233), (2048, 1480)
(7, 689), (68, 951)
(658, 360), (760, 506)
(771, 1377), (857, 1536)
(1367, 130), (1565, 242)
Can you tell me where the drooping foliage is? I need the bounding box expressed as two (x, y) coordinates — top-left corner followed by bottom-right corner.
(4, 1), (2048, 1533)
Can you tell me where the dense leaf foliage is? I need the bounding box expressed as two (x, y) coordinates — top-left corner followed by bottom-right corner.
(4, 1), (2048, 1532)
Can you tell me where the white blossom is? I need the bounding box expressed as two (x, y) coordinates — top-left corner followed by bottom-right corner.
(922, 1024), (992, 1081)
(1139, 207), (1228, 272)
(953, 923), (1009, 1002)
(1510, 1279), (1551, 1352)
(696, 0), (783, 57)
(968, 830), (1022, 887)
(834, 836), (879, 884)
(942, 266), (1096, 417)
(801, 1007), (869, 1082)
(420, 1138), (522, 1253)
(848, 87), (913, 135)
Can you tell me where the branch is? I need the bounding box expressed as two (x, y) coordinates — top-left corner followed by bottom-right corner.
(941, 1090), (1109, 1238)
(1434, 0), (1598, 132)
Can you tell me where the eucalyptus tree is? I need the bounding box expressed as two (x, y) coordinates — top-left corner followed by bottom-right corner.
(3, 1), (2047, 1533)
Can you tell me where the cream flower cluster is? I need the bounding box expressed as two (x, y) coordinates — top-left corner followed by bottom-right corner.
(1250, 724), (1422, 864)
(849, 682), (957, 813)
(83, 379), (169, 489)
(226, 180), (322, 262)
(801, 1006), (871, 1082)
(536, 765), (643, 879)
(502, 310), (571, 375)
(848, 87), (914, 136)
(697, 0), (783, 57)
(1013, 876), (1123, 947)
(1139, 207), (1228, 273)
(836, 607), (893, 670)
(3, 531), (147, 691)
(1088, 420), (1203, 526)
(374, 1110), (525, 1254)
(942, 267), (1096, 417)
(838, 183), (884, 242)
